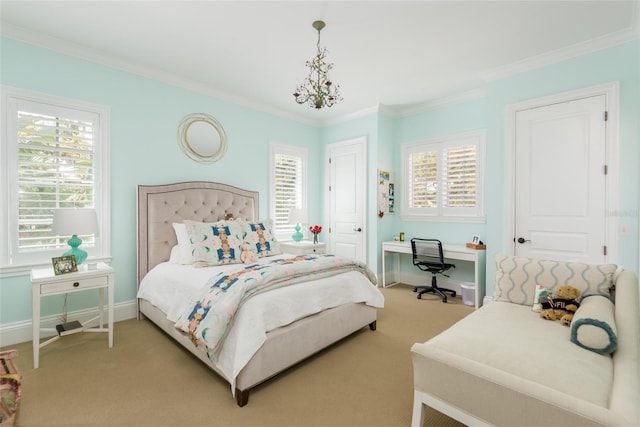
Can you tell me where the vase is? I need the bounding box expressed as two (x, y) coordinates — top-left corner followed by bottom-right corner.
(313, 233), (319, 244)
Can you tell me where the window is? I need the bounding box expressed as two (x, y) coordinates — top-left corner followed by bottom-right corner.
(269, 143), (307, 241)
(1, 87), (110, 275)
(401, 130), (485, 222)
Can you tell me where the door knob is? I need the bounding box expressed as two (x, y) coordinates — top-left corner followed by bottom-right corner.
(354, 227), (362, 232)
(517, 237), (531, 244)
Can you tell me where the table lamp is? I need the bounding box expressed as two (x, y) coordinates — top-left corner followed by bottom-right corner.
(52, 208), (99, 265)
(288, 208), (308, 242)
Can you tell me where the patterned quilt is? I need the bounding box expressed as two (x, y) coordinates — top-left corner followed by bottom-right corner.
(174, 254), (377, 360)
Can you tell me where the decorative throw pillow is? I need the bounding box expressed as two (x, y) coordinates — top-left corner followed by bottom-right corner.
(570, 294), (617, 355)
(183, 220), (244, 266)
(172, 223), (195, 264)
(493, 254), (616, 306)
(241, 219), (282, 258)
(531, 284), (551, 312)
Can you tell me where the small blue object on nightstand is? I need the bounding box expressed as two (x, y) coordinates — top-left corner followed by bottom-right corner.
(288, 208), (308, 243)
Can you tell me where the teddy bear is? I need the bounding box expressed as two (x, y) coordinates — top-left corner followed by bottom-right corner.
(539, 284), (581, 326)
(240, 242), (258, 264)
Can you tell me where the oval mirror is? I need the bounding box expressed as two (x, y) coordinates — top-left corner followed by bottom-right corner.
(177, 113), (228, 164)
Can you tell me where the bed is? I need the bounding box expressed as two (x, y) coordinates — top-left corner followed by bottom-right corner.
(136, 181), (383, 406)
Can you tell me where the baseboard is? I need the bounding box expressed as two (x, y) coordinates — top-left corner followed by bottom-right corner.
(0, 300), (138, 347)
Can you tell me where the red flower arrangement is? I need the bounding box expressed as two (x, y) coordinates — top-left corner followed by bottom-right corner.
(309, 225), (322, 234)
(309, 225), (322, 244)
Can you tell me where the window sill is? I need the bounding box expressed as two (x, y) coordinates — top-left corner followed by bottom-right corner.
(399, 214), (486, 224)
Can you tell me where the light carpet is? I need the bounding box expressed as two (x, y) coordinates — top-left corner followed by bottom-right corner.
(3, 285), (472, 426)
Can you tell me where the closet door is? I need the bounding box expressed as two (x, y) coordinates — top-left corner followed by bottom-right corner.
(514, 95), (607, 263)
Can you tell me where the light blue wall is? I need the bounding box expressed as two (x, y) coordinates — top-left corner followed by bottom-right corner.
(393, 96), (489, 245)
(319, 112), (398, 280)
(321, 113), (380, 272)
(1, 36), (638, 328)
(0, 38), (321, 324)
(376, 113), (397, 274)
(389, 39), (640, 295)
(385, 96), (490, 285)
(483, 40), (640, 292)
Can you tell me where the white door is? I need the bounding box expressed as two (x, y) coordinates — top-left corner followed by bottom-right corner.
(514, 95), (607, 263)
(328, 137), (366, 262)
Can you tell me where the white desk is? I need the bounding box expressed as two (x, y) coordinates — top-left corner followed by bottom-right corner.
(381, 241), (486, 308)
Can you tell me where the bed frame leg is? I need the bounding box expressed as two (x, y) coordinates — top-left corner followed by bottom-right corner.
(369, 320), (377, 331)
(236, 388), (250, 407)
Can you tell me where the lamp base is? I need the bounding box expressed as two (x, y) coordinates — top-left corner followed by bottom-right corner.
(292, 224), (303, 242)
(64, 235), (88, 265)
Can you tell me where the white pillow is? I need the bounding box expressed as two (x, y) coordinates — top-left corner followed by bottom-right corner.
(570, 294), (617, 354)
(168, 245), (180, 264)
(172, 222), (194, 264)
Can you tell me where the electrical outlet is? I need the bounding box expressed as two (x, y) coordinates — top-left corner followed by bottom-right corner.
(619, 224), (628, 236)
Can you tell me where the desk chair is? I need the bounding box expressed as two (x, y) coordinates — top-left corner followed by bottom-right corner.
(411, 238), (456, 303)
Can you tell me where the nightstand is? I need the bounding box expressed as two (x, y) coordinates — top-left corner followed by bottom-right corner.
(30, 262), (114, 368)
(279, 240), (326, 255)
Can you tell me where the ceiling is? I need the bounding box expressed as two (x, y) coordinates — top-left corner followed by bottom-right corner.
(2, 1), (639, 125)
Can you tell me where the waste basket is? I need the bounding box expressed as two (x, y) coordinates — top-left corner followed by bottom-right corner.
(460, 282), (476, 307)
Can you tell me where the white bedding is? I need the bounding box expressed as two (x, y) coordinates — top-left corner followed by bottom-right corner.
(137, 253), (384, 389)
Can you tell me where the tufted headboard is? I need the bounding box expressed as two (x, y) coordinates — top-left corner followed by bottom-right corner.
(136, 181), (259, 286)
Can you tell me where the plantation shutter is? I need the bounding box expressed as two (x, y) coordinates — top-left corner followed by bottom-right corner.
(273, 153), (303, 232)
(408, 150), (437, 209)
(401, 130), (484, 221)
(442, 145), (477, 208)
(15, 101), (97, 253)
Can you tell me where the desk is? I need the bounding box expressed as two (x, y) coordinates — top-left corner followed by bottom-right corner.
(382, 241), (486, 308)
(30, 263), (114, 368)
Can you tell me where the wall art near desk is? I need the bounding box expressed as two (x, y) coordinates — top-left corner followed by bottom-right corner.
(378, 170), (395, 217)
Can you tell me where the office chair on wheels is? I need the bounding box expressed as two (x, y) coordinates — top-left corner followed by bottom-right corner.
(411, 238), (456, 303)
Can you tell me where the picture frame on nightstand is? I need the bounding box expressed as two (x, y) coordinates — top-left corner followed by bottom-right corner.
(52, 255), (77, 275)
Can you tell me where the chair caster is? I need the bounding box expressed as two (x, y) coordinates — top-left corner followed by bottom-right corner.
(417, 294), (422, 299)
(451, 291), (456, 297)
(441, 298), (448, 303)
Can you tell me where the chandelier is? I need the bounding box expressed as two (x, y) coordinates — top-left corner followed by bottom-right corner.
(293, 20), (342, 109)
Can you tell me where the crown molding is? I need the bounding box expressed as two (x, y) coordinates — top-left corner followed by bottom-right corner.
(482, 19), (640, 82)
(320, 104), (382, 126)
(3, 9), (639, 129)
(1, 24), (320, 127)
(392, 88), (488, 117)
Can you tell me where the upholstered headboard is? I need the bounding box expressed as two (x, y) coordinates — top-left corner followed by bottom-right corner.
(136, 181), (259, 286)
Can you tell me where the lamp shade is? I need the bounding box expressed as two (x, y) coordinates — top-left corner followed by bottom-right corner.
(52, 208), (98, 265)
(288, 208), (308, 242)
(52, 208), (99, 236)
(288, 208), (308, 225)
